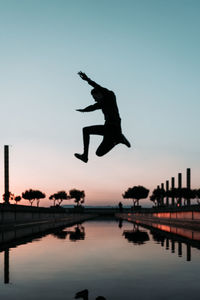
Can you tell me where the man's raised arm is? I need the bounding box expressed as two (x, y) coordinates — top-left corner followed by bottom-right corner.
(78, 71), (106, 92)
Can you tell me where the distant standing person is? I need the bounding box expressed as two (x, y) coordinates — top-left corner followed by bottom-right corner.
(118, 201), (123, 212)
(75, 72), (131, 163)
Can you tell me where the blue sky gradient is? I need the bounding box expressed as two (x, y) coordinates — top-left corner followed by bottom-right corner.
(0, 0), (200, 206)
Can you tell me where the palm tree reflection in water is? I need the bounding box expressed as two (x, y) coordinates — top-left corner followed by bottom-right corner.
(52, 224), (85, 241)
(1, 220), (199, 292)
(0, 223), (85, 285)
(123, 224), (150, 245)
(122, 221), (198, 261)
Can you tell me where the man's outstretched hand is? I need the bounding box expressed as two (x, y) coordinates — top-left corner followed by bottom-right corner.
(78, 71), (89, 81)
(76, 109), (85, 112)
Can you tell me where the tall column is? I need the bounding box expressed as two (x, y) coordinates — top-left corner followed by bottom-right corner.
(166, 180), (169, 206)
(171, 177), (175, 206)
(186, 168), (191, 206)
(187, 168), (191, 189)
(4, 145), (9, 204)
(161, 183), (164, 206)
(178, 173), (182, 206)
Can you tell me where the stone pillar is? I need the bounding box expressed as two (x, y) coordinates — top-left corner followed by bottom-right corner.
(186, 168), (191, 206)
(166, 180), (169, 206)
(157, 185), (160, 206)
(166, 238), (169, 250)
(4, 145), (9, 204)
(178, 173), (182, 206)
(161, 183), (164, 206)
(186, 244), (191, 261)
(178, 242), (182, 257)
(171, 240), (175, 253)
(187, 168), (191, 189)
(171, 177), (175, 206)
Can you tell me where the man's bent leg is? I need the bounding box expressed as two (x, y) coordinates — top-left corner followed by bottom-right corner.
(75, 125), (105, 163)
(96, 138), (116, 157)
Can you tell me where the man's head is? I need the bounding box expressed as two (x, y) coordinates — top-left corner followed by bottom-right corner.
(91, 89), (103, 102)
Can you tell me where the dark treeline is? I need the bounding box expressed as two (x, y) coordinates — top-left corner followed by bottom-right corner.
(2, 188), (85, 207)
(3, 185), (200, 208)
(150, 187), (200, 207)
(122, 185), (200, 208)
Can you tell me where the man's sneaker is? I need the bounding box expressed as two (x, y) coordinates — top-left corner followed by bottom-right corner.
(74, 153), (88, 163)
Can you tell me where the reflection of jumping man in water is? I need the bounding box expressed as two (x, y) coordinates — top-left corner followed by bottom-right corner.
(75, 72), (131, 163)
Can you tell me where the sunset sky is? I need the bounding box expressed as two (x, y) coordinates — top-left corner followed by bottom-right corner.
(0, 0), (200, 206)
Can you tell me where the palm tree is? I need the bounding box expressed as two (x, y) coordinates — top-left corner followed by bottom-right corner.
(22, 189), (35, 206)
(14, 195), (21, 205)
(55, 191), (68, 206)
(3, 192), (14, 203)
(34, 190), (46, 207)
(122, 186), (149, 207)
(180, 188), (196, 206)
(49, 191), (68, 206)
(22, 189), (46, 206)
(150, 187), (165, 207)
(69, 189), (85, 206)
(166, 188), (181, 206)
(194, 189), (200, 204)
(49, 193), (57, 206)
(150, 193), (157, 206)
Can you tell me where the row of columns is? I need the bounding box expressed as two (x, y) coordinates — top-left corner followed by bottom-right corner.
(158, 168), (191, 206)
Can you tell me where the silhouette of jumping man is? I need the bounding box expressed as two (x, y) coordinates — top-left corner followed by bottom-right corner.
(75, 72), (131, 163)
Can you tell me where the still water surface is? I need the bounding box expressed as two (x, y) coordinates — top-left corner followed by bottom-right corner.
(0, 219), (200, 300)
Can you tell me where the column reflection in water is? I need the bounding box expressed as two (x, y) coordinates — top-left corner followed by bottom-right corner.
(187, 244), (191, 262)
(1, 223), (86, 285)
(178, 242), (182, 257)
(166, 238), (169, 250)
(4, 249), (9, 284)
(171, 240), (175, 253)
(148, 223), (197, 262)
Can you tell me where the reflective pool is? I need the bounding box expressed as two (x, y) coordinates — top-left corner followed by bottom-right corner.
(0, 219), (200, 299)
